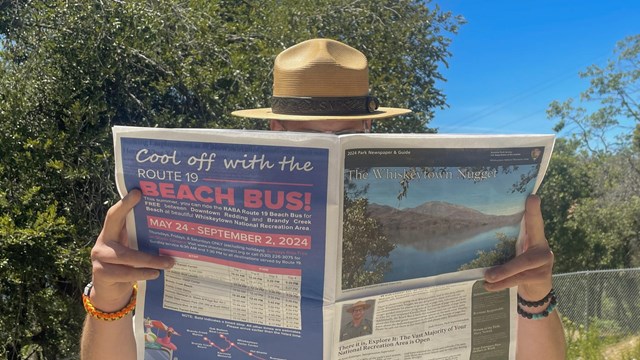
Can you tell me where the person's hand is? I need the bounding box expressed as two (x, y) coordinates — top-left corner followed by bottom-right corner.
(89, 189), (174, 311)
(484, 195), (554, 301)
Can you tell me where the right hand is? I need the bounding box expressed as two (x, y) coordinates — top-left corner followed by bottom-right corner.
(89, 189), (175, 311)
(483, 195), (554, 302)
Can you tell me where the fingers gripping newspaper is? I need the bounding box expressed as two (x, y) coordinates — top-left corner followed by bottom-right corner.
(112, 126), (554, 360)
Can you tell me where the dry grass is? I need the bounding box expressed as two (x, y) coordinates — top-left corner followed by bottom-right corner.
(603, 336), (640, 360)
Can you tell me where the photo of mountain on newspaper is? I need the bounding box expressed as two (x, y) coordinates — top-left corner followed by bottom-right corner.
(341, 164), (539, 290)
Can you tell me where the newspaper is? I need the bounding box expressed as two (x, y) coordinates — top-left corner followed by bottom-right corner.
(112, 126), (555, 360)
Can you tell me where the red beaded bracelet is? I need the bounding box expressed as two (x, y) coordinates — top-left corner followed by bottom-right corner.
(82, 282), (137, 321)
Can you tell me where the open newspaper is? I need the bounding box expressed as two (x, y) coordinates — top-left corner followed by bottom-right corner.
(112, 126), (555, 360)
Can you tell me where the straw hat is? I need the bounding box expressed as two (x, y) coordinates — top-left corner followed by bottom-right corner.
(231, 38), (412, 121)
(345, 301), (371, 313)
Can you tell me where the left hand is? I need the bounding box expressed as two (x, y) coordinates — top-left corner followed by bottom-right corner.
(483, 195), (554, 301)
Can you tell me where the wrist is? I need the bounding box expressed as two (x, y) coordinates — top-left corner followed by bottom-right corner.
(88, 282), (135, 313)
(517, 282), (552, 304)
(517, 288), (558, 320)
(83, 281), (137, 321)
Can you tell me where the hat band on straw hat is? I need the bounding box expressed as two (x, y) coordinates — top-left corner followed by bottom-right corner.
(271, 95), (380, 116)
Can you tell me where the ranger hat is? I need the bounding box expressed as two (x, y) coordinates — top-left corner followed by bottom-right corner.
(345, 301), (372, 313)
(232, 38), (412, 121)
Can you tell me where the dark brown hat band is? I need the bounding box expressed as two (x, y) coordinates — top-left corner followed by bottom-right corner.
(271, 96), (380, 116)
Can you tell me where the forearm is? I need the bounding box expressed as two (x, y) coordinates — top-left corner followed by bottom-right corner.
(81, 190), (169, 360)
(80, 285), (137, 360)
(81, 313), (136, 360)
(516, 310), (565, 360)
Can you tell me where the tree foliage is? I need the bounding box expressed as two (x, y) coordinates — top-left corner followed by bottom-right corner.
(458, 233), (516, 271)
(549, 35), (640, 154)
(0, 1), (463, 358)
(341, 198), (395, 289)
(543, 35), (640, 274)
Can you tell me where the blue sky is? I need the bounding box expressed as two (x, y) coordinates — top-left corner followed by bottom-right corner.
(432, 0), (640, 135)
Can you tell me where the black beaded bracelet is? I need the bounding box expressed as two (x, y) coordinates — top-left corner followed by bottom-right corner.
(517, 288), (555, 307)
(517, 294), (558, 320)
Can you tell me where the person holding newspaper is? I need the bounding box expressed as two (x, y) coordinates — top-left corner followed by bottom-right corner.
(81, 38), (566, 359)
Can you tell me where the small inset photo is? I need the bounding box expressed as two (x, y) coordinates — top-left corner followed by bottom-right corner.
(339, 300), (375, 342)
(531, 148), (542, 161)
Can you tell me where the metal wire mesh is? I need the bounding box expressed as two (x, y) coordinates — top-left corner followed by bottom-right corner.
(554, 268), (640, 336)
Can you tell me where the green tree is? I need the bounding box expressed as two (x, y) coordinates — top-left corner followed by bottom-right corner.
(341, 198), (395, 289)
(458, 233), (516, 271)
(0, 1), (463, 358)
(549, 35), (639, 154)
(544, 35), (640, 273)
(537, 139), (597, 273)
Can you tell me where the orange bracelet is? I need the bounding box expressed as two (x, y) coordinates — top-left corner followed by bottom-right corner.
(82, 282), (137, 321)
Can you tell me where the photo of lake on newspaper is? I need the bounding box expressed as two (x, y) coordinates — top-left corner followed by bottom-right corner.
(342, 163), (540, 290)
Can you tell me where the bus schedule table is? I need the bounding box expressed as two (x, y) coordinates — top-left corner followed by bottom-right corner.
(159, 249), (302, 330)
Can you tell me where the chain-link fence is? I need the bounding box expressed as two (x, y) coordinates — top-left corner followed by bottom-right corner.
(554, 268), (640, 336)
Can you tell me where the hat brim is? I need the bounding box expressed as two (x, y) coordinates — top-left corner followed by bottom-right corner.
(346, 304), (371, 313)
(232, 107), (411, 121)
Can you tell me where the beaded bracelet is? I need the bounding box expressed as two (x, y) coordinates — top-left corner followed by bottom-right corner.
(518, 288), (555, 307)
(82, 282), (137, 321)
(517, 293), (558, 320)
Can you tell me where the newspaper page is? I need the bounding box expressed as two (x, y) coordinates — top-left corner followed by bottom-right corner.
(113, 127), (554, 360)
(328, 134), (554, 360)
(333, 281), (514, 360)
(113, 126), (342, 360)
